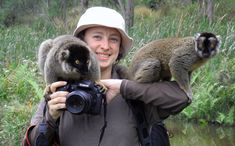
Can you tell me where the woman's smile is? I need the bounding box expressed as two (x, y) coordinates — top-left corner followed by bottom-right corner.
(96, 52), (111, 61)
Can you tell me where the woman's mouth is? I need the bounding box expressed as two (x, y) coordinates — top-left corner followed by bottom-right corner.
(96, 52), (111, 61)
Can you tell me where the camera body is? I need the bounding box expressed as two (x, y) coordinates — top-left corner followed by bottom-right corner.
(57, 80), (105, 115)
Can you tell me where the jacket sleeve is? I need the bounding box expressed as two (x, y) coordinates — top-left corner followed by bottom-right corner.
(22, 100), (59, 146)
(120, 80), (191, 119)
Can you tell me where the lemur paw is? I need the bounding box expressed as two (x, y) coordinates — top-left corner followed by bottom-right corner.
(95, 81), (107, 94)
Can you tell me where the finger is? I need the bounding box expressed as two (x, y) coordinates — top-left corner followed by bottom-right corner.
(50, 81), (67, 92)
(50, 91), (69, 99)
(99, 80), (109, 87)
(50, 103), (66, 111)
(48, 96), (66, 107)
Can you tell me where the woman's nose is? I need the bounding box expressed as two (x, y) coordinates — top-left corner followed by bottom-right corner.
(101, 39), (109, 50)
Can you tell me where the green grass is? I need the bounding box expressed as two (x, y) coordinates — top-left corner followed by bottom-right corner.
(0, 25), (58, 66)
(0, 102), (33, 146)
(0, 61), (43, 146)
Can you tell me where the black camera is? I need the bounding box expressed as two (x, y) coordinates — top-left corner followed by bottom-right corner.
(56, 80), (105, 115)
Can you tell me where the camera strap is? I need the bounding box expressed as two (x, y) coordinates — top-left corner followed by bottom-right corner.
(36, 95), (60, 146)
(35, 99), (49, 146)
(97, 94), (107, 146)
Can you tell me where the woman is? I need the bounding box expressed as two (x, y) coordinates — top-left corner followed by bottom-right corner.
(23, 7), (190, 146)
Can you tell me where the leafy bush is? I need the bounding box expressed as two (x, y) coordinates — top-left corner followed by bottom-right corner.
(0, 102), (33, 146)
(0, 60), (43, 145)
(0, 60), (43, 102)
(180, 23), (235, 125)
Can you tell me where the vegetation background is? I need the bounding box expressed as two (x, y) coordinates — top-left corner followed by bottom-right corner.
(0, 0), (234, 145)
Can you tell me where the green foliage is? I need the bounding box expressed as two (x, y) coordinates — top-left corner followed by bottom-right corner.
(0, 0), (81, 30)
(180, 25), (235, 125)
(0, 60), (43, 103)
(0, 0), (43, 27)
(0, 60), (43, 145)
(0, 102), (33, 146)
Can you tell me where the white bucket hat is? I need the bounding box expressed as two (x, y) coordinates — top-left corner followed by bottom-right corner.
(73, 7), (133, 57)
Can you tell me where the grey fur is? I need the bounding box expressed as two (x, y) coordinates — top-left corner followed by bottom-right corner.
(38, 35), (100, 85)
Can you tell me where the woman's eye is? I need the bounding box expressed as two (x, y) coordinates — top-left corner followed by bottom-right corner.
(93, 35), (102, 40)
(110, 37), (120, 43)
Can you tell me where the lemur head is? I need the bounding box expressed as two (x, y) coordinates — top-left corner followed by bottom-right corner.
(194, 32), (221, 58)
(59, 43), (93, 77)
(54, 35), (92, 76)
(60, 44), (91, 75)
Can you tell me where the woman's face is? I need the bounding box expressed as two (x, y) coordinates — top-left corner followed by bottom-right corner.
(84, 26), (121, 71)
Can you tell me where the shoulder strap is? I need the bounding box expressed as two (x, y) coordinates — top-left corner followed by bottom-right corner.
(127, 100), (171, 146)
(150, 122), (170, 146)
(126, 100), (151, 146)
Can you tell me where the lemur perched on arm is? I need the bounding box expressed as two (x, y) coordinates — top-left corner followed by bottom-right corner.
(129, 32), (221, 99)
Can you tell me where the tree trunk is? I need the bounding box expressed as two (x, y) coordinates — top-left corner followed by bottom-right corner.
(125, 0), (134, 31)
(181, 0), (192, 5)
(198, 0), (214, 23)
(61, 0), (67, 28)
(206, 0), (213, 23)
(80, 0), (89, 15)
(198, 0), (206, 15)
(117, 0), (125, 16)
(46, 0), (50, 7)
(117, 0), (134, 32)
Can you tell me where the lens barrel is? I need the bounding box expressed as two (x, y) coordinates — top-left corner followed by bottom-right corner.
(66, 90), (92, 114)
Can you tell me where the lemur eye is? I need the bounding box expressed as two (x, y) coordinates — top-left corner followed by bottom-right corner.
(197, 40), (203, 50)
(75, 60), (80, 65)
(209, 37), (217, 49)
(210, 43), (215, 49)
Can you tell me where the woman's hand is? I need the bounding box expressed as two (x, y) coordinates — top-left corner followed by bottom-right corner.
(100, 79), (122, 103)
(46, 81), (68, 121)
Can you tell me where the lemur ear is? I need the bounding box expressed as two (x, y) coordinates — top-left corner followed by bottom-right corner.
(61, 49), (70, 60)
(194, 33), (201, 40)
(38, 39), (54, 74)
(216, 35), (222, 49)
(194, 33), (201, 52)
(216, 35), (221, 43)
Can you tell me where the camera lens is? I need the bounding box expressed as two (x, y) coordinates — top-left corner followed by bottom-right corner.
(66, 90), (92, 114)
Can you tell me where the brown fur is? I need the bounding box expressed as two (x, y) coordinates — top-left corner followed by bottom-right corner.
(129, 32), (221, 99)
